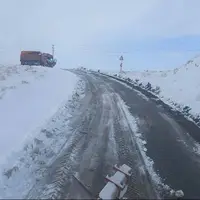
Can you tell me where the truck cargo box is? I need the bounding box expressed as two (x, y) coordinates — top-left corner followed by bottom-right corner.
(20, 51), (42, 65)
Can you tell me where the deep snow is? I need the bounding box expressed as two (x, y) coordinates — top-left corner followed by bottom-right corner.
(0, 65), (78, 169)
(107, 55), (200, 120)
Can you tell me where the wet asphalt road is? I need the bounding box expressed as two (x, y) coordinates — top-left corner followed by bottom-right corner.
(65, 71), (157, 199)
(96, 72), (200, 199)
(28, 71), (200, 199)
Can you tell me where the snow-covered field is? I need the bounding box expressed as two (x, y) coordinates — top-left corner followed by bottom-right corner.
(107, 55), (200, 125)
(0, 65), (82, 198)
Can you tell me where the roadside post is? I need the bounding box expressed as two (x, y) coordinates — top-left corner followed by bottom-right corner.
(52, 44), (55, 58)
(119, 55), (123, 74)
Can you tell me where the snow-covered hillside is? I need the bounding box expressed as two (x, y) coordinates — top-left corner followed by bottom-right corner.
(109, 55), (200, 124)
(0, 65), (78, 165)
(0, 65), (81, 198)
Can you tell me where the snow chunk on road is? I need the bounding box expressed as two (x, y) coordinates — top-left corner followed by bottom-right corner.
(0, 65), (78, 166)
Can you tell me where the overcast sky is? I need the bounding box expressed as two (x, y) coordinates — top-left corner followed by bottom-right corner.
(1, 0), (200, 70)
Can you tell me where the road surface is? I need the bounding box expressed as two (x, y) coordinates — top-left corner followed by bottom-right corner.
(27, 71), (200, 199)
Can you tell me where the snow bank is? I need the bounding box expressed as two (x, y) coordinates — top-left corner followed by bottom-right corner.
(0, 65), (78, 167)
(0, 75), (85, 199)
(108, 55), (200, 122)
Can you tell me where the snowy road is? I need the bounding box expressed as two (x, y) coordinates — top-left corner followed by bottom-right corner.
(27, 70), (200, 199)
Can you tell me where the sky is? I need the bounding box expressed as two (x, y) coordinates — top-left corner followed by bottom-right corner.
(1, 0), (200, 71)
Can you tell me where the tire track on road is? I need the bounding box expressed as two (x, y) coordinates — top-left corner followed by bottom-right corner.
(28, 72), (159, 199)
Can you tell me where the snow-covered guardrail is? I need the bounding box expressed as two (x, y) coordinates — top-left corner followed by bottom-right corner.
(99, 71), (200, 143)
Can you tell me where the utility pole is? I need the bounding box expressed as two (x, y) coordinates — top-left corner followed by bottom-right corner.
(119, 55), (123, 73)
(52, 44), (55, 58)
